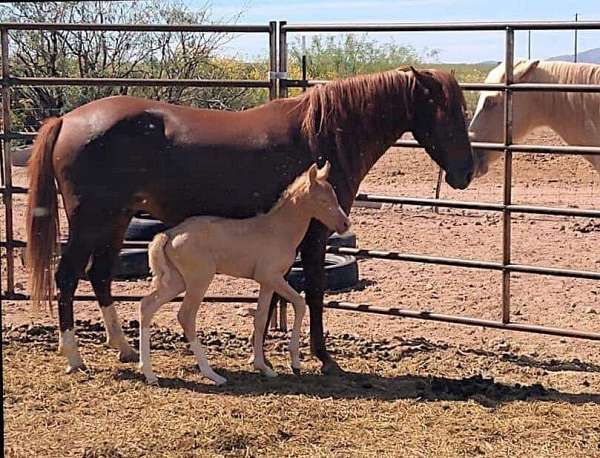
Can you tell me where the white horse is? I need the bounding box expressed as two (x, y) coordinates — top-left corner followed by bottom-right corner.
(138, 162), (350, 386)
(469, 59), (600, 177)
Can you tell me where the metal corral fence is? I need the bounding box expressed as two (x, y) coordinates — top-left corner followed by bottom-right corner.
(1, 20), (599, 341)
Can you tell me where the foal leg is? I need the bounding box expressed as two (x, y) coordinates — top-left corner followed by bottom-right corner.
(270, 277), (307, 374)
(178, 269), (226, 385)
(253, 286), (277, 377)
(139, 274), (184, 385)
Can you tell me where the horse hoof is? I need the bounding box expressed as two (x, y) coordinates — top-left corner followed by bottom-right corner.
(146, 377), (160, 387)
(292, 366), (301, 376)
(65, 363), (87, 374)
(321, 360), (345, 376)
(213, 375), (228, 386)
(262, 367), (278, 378)
(118, 349), (140, 363)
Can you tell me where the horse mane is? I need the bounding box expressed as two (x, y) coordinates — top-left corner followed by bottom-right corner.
(296, 68), (466, 157)
(486, 59), (600, 84)
(297, 69), (414, 157)
(541, 61), (600, 84)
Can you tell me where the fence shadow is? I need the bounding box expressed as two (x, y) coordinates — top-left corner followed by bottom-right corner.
(115, 366), (600, 407)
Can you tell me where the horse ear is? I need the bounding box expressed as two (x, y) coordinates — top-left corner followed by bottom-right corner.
(308, 163), (318, 183)
(514, 59), (540, 80)
(317, 161), (331, 180)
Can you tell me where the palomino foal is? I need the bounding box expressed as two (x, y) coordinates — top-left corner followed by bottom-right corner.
(139, 162), (349, 385)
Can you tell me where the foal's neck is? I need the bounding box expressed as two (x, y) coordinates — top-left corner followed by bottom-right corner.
(266, 195), (313, 249)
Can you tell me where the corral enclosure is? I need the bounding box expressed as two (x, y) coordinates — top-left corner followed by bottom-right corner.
(2, 17), (600, 457)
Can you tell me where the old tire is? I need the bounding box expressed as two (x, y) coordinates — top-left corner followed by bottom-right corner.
(328, 231), (357, 248)
(12, 145), (33, 167)
(288, 254), (359, 292)
(125, 215), (167, 241)
(114, 249), (150, 280)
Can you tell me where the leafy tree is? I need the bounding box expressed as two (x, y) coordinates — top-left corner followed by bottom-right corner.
(289, 34), (439, 80)
(0, 1), (266, 133)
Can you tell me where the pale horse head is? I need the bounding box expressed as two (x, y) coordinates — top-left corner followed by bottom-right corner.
(468, 59), (541, 177)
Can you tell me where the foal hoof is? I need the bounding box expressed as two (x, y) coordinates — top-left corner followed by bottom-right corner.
(212, 375), (228, 386)
(260, 366), (278, 378)
(146, 377), (160, 387)
(118, 349), (140, 363)
(65, 363), (87, 374)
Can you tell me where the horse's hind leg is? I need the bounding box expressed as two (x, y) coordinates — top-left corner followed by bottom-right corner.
(178, 268), (226, 385)
(56, 235), (94, 373)
(87, 215), (138, 362)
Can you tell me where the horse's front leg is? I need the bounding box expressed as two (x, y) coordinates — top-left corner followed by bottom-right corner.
(300, 223), (344, 375)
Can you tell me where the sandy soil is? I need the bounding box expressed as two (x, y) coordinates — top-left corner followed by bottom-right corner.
(2, 127), (600, 456)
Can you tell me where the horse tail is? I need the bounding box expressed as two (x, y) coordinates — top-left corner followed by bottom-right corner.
(26, 117), (63, 313)
(148, 232), (174, 290)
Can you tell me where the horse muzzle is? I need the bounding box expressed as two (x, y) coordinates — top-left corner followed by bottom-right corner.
(445, 167), (473, 190)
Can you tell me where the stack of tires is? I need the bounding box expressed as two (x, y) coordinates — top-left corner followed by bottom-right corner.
(115, 213), (359, 291)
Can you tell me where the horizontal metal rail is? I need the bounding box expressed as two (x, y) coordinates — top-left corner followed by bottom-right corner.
(326, 246), (600, 280)
(354, 193), (600, 218)
(282, 20), (600, 32)
(4, 133), (600, 156)
(2, 187), (598, 218)
(325, 301), (600, 341)
(2, 290), (597, 341)
(1, 77), (271, 88)
(0, 22), (270, 33)
(3, 239), (598, 280)
(285, 79), (600, 94)
(391, 139), (600, 156)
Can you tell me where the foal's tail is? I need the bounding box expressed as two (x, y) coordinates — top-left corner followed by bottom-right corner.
(148, 233), (175, 290)
(26, 117), (63, 312)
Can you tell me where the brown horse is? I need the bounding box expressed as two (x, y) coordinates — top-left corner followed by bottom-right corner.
(26, 67), (474, 374)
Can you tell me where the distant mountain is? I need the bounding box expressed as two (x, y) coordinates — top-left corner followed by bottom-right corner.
(548, 47), (600, 64)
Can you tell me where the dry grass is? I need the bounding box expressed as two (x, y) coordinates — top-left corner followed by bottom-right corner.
(4, 324), (600, 458)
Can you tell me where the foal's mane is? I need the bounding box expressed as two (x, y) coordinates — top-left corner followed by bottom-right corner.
(268, 169), (311, 214)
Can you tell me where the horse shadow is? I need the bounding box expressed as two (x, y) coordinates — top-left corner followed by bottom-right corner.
(115, 365), (600, 407)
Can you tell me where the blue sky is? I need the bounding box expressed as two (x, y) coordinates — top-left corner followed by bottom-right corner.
(188, 0), (599, 63)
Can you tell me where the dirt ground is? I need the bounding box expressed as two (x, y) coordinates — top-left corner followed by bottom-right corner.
(2, 127), (600, 457)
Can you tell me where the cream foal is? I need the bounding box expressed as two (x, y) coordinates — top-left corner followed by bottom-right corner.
(139, 162), (350, 385)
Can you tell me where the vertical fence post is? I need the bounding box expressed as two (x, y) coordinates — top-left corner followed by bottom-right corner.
(278, 21), (288, 99)
(268, 21), (277, 101)
(1, 28), (15, 297)
(574, 13), (578, 63)
(502, 27), (514, 324)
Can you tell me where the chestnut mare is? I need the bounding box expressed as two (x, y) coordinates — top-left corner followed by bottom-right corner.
(26, 67), (474, 374)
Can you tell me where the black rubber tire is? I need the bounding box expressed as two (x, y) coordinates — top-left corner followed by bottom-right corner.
(124, 216), (167, 241)
(12, 145), (33, 167)
(114, 249), (150, 280)
(288, 254), (359, 292)
(328, 231), (357, 248)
